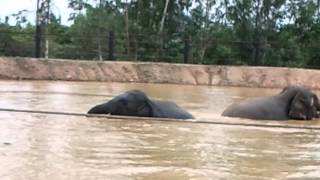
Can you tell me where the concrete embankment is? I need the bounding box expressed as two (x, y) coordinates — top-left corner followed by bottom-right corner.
(0, 57), (319, 89)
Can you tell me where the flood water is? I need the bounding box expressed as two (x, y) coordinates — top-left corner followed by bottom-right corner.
(0, 80), (320, 180)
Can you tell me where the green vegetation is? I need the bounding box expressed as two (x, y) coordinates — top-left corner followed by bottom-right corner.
(0, 0), (320, 68)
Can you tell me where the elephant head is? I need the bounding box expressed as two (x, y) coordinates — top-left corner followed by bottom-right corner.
(87, 90), (154, 117)
(283, 86), (320, 120)
(222, 85), (320, 120)
(87, 90), (194, 119)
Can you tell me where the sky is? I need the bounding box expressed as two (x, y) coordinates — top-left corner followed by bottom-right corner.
(0, 0), (73, 25)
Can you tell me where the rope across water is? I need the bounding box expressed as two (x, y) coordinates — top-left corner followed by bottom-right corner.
(1, 108), (320, 130)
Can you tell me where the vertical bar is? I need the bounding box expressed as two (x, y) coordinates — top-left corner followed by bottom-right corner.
(44, 0), (50, 59)
(108, 31), (115, 60)
(35, 0), (41, 58)
(184, 34), (190, 64)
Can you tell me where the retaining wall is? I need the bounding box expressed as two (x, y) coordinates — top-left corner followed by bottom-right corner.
(1, 57), (319, 89)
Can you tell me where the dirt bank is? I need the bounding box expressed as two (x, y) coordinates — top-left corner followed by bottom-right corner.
(0, 57), (319, 89)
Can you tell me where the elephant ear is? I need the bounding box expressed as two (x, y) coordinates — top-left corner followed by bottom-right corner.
(146, 100), (165, 118)
(288, 92), (309, 120)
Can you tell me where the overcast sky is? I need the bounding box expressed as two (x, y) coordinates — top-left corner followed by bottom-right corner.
(0, 0), (72, 25)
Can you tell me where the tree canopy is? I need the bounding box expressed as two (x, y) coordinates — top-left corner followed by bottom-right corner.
(0, 0), (319, 68)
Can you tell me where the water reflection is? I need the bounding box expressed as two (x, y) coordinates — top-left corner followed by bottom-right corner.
(0, 81), (320, 179)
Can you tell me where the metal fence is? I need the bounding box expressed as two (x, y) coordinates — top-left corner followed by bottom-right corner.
(1, 30), (319, 68)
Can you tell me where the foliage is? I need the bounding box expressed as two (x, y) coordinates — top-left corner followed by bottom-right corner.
(0, 0), (320, 68)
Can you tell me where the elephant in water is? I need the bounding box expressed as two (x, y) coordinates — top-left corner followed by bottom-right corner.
(222, 85), (320, 120)
(87, 90), (194, 119)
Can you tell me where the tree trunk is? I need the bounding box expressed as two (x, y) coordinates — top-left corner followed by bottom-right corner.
(44, 0), (51, 59)
(318, 0), (320, 19)
(45, 38), (49, 59)
(97, 0), (103, 61)
(97, 30), (103, 61)
(133, 35), (138, 60)
(159, 0), (170, 34)
(158, 0), (170, 61)
(199, 35), (205, 63)
(35, 0), (41, 58)
(253, 0), (262, 65)
(198, 0), (211, 64)
(133, 0), (141, 61)
(124, 1), (130, 60)
(108, 31), (115, 60)
(199, 45), (208, 64)
(184, 35), (190, 64)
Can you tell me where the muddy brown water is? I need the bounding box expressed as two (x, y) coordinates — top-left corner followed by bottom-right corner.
(0, 80), (320, 180)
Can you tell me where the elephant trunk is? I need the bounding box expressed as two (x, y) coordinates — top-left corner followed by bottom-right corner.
(312, 95), (320, 118)
(87, 103), (111, 114)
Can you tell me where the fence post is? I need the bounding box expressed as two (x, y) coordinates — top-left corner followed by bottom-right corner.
(35, 0), (41, 58)
(184, 34), (190, 64)
(35, 25), (42, 58)
(108, 31), (115, 60)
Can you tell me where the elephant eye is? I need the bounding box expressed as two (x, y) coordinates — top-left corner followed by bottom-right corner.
(310, 98), (314, 106)
(300, 98), (313, 108)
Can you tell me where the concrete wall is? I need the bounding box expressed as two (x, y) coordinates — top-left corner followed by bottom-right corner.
(1, 57), (320, 89)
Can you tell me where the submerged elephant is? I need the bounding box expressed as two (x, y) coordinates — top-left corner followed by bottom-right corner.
(222, 85), (320, 120)
(87, 90), (194, 119)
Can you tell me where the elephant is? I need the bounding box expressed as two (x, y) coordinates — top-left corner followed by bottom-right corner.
(222, 85), (320, 120)
(87, 90), (194, 119)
